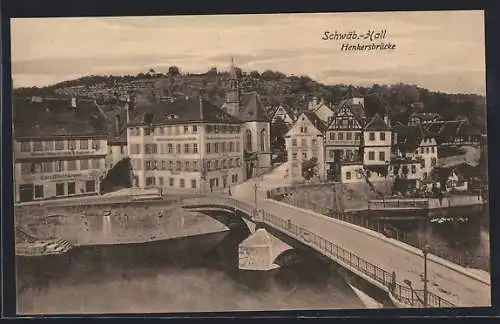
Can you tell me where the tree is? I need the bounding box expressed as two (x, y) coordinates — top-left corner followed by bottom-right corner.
(207, 67), (218, 78)
(302, 157), (318, 180)
(168, 66), (180, 76)
(249, 70), (261, 79)
(270, 117), (289, 152)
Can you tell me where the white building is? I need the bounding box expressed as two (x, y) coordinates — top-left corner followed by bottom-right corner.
(362, 114), (392, 167)
(127, 96), (245, 192)
(13, 97), (108, 203)
(284, 111), (326, 182)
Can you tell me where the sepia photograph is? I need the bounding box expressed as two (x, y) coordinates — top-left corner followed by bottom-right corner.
(10, 10), (490, 315)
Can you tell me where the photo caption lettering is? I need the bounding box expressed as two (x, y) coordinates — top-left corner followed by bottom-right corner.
(322, 29), (396, 51)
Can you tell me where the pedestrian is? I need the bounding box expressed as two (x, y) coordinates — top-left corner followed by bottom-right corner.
(228, 185), (232, 196)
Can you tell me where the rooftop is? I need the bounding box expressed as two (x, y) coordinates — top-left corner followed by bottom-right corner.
(364, 113), (391, 131)
(13, 97), (109, 139)
(128, 97), (243, 126)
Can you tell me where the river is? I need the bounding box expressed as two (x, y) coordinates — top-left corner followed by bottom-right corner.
(16, 212), (365, 315)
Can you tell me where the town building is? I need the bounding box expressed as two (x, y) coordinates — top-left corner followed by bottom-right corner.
(362, 114), (392, 167)
(269, 104), (296, 126)
(127, 96), (245, 192)
(220, 58), (271, 178)
(13, 97), (108, 203)
(307, 97), (335, 124)
(432, 162), (481, 192)
(325, 101), (367, 181)
(284, 111), (327, 182)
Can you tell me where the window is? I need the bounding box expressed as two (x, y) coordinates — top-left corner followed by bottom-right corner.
(55, 140), (64, 150)
(67, 182), (76, 195)
(369, 132), (375, 141)
(302, 153), (307, 159)
(215, 160), (219, 169)
(92, 140), (100, 150)
(330, 133), (335, 140)
(176, 161), (181, 171)
(67, 160), (77, 171)
(44, 141), (54, 151)
(176, 144), (181, 154)
(34, 185), (44, 198)
(214, 143), (219, 153)
(43, 161), (53, 173)
(236, 158), (241, 167)
(80, 140), (89, 150)
(380, 132), (386, 141)
(68, 140), (76, 150)
(301, 138), (307, 147)
(33, 141), (43, 152)
(56, 183), (65, 196)
(191, 179), (197, 189)
(228, 142), (234, 152)
(184, 126), (189, 134)
(246, 130), (252, 151)
(379, 151), (385, 161)
(185, 161), (190, 171)
(206, 143), (211, 153)
(193, 143), (198, 153)
(411, 165), (417, 174)
(20, 141), (31, 152)
(144, 127), (152, 136)
(180, 179), (185, 188)
(221, 142), (226, 153)
(146, 177), (156, 186)
(192, 125), (198, 133)
(346, 132), (352, 140)
(420, 147), (424, 154)
(431, 146), (435, 153)
(55, 160), (64, 172)
(169, 178), (174, 187)
(355, 133), (362, 141)
(431, 157), (437, 167)
(338, 132), (344, 140)
(292, 139), (297, 146)
(233, 174), (238, 183)
(80, 159), (89, 170)
(168, 144), (173, 153)
(329, 150), (335, 158)
(293, 153), (298, 160)
(368, 151), (375, 160)
(91, 159), (101, 169)
(421, 159), (426, 168)
(159, 177), (164, 186)
(193, 161), (198, 170)
(425, 147), (429, 154)
(222, 159), (227, 169)
(207, 161), (212, 170)
(33, 162), (42, 173)
(260, 129), (266, 151)
(346, 172), (352, 180)
(184, 144), (190, 153)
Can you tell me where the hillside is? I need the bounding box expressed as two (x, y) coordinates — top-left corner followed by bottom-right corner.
(13, 67), (487, 131)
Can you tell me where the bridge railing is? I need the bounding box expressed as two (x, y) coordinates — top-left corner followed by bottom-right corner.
(182, 196), (454, 308)
(258, 209), (454, 308)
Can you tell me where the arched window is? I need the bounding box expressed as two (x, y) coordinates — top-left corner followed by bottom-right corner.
(260, 128), (266, 151)
(246, 130), (252, 151)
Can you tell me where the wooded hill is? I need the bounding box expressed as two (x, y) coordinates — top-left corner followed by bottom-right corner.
(13, 67), (487, 131)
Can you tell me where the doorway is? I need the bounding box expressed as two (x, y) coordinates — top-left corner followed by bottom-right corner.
(19, 184), (34, 202)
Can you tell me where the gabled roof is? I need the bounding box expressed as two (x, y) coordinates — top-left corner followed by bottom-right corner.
(329, 102), (367, 128)
(302, 111), (328, 133)
(271, 104), (296, 121)
(238, 92), (269, 122)
(364, 113), (391, 131)
(13, 97), (109, 139)
(128, 97), (243, 126)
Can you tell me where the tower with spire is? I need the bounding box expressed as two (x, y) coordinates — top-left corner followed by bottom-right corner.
(224, 57), (241, 116)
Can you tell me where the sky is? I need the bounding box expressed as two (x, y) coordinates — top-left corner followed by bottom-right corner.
(11, 11), (486, 94)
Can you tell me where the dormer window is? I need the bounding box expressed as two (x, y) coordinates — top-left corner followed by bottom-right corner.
(166, 114), (179, 120)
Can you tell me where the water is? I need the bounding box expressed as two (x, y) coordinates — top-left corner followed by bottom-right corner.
(16, 214), (365, 315)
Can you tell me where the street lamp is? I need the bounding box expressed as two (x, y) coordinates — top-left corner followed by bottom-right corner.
(253, 182), (259, 219)
(422, 243), (430, 308)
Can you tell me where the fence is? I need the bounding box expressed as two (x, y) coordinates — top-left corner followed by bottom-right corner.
(368, 199), (430, 210)
(282, 197), (491, 273)
(183, 196), (454, 308)
(257, 209), (454, 308)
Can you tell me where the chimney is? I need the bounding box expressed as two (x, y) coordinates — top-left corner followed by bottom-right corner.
(115, 114), (121, 133)
(384, 115), (390, 127)
(71, 97), (77, 108)
(199, 94), (204, 121)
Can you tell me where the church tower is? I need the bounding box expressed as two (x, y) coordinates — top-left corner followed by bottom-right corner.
(224, 57), (241, 116)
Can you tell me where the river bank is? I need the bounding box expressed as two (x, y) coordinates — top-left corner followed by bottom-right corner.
(15, 200), (229, 249)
